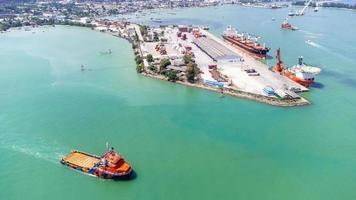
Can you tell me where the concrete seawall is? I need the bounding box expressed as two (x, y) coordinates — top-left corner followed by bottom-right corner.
(141, 72), (310, 107)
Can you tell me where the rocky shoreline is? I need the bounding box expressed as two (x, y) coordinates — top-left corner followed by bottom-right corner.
(141, 72), (310, 107)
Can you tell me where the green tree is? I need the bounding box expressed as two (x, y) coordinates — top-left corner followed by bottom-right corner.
(136, 63), (144, 73)
(146, 54), (153, 63)
(186, 62), (199, 83)
(166, 71), (178, 82)
(148, 64), (157, 72)
(183, 54), (192, 64)
(0, 23), (10, 31)
(153, 32), (159, 42)
(159, 58), (171, 72)
(135, 55), (143, 65)
(139, 25), (148, 37)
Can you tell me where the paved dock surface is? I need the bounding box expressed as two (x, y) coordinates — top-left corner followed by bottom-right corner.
(199, 29), (309, 96)
(193, 37), (240, 61)
(138, 26), (309, 101)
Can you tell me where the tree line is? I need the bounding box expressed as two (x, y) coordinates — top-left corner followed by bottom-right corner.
(293, 1), (356, 10)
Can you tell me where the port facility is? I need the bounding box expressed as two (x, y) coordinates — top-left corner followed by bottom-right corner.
(138, 25), (309, 102)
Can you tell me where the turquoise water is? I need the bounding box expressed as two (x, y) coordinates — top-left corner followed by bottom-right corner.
(1, 5), (356, 200)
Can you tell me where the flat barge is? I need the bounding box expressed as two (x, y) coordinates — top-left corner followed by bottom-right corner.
(61, 147), (133, 180)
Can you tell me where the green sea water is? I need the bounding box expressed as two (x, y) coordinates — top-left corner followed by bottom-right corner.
(1, 5), (356, 200)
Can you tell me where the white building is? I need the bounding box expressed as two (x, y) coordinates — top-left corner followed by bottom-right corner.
(79, 17), (90, 24)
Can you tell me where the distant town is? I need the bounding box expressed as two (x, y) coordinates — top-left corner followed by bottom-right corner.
(0, 0), (225, 31)
(1, 0), (354, 31)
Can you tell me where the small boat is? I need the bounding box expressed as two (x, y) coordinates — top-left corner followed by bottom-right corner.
(152, 19), (162, 23)
(281, 20), (298, 31)
(61, 147), (133, 180)
(295, 11), (304, 16)
(100, 49), (112, 55)
(202, 25), (209, 30)
(288, 11), (295, 16)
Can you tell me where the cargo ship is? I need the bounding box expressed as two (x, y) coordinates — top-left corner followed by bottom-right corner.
(281, 20), (298, 30)
(273, 48), (321, 88)
(222, 26), (270, 58)
(61, 147), (133, 180)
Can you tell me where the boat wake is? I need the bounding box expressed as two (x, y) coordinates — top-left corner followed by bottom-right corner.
(305, 40), (354, 63)
(300, 30), (323, 39)
(0, 134), (67, 165)
(305, 40), (330, 52)
(306, 40), (322, 48)
(6, 144), (64, 164)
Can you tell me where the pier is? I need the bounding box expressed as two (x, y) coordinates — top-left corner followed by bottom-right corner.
(193, 37), (241, 62)
(199, 29), (309, 94)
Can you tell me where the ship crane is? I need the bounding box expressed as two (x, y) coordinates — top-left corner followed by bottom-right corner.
(296, 0), (314, 16)
(274, 48), (284, 72)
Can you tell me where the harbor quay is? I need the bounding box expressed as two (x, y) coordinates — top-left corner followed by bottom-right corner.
(132, 24), (311, 106)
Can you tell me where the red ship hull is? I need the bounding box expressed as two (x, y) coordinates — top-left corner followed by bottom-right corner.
(273, 48), (315, 88)
(283, 71), (314, 88)
(222, 35), (270, 57)
(281, 23), (297, 31)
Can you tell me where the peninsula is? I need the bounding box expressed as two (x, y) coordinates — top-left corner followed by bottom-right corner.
(128, 24), (311, 107)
